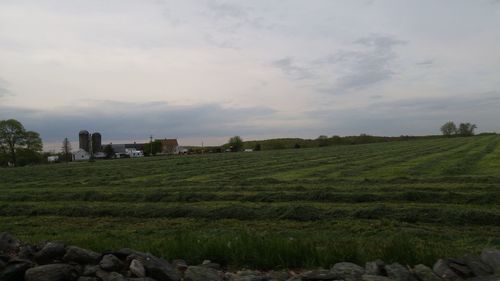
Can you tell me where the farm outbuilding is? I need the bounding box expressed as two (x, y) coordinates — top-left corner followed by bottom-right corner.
(73, 149), (90, 161)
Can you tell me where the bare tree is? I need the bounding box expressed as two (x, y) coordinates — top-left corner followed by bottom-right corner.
(61, 138), (72, 162)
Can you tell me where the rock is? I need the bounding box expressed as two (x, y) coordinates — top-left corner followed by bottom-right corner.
(447, 259), (473, 278)
(232, 276), (268, 281)
(0, 259), (6, 271)
(237, 270), (262, 276)
(78, 277), (99, 281)
(385, 263), (414, 281)
(0, 233), (20, 256)
(19, 244), (38, 260)
(331, 262), (365, 281)
(200, 261), (221, 270)
(130, 259), (146, 277)
(301, 269), (340, 280)
(412, 264), (442, 281)
(63, 246), (101, 265)
(433, 259), (462, 281)
(128, 278), (159, 281)
(463, 254), (493, 277)
(184, 265), (223, 281)
(465, 275), (500, 281)
(366, 260), (385, 276)
(100, 254), (124, 271)
(102, 272), (127, 281)
(83, 264), (99, 276)
(24, 263), (79, 281)
(95, 269), (111, 280)
(34, 242), (66, 264)
(481, 249), (500, 274)
(171, 259), (187, 272)
(267, 270), (290, 281)
(0, 259), (33, 281)
(128, 251), (181, 281)
(362, 275), (395, 281)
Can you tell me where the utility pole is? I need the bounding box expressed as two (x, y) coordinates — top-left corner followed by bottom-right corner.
(150, 134), (153, 156)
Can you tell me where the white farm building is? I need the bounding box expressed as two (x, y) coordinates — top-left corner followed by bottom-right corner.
(73, 149), (90, 161)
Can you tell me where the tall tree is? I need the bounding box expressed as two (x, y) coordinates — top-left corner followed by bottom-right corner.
(0, 119), (27, 166)
(103, 144), (115, 159)
(440, 121), (457, 136)
(25, 131), (43, 152)
(61, 138), (72, 162)
(458, 123), (477, 136)
(228, 136), (243, 152)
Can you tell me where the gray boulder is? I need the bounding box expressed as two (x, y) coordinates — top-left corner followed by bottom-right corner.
(78, 277), (99, 281)
(0, 233), (20, 255)
(171, 259), (187, 272)
(63, 246), (101, 265)
(128, 250), (181, 281)
(362, 275), (395, 281)
(301, 269), (340, 280)
(331, 262), (365, 281)
(433, 259), (462, 281)
(130, 259), (146, 277)
(481, 249), (500, 274)
(100, 254), (124, 271)
(412, 264), (442, 281)
(184, 265), (223, 281)
(385, 263), (414, 281)
(463, 254), (493, 276)
(232, 276), (268, 281)
(103, 272), (128, 281)
(82, 265), (99, 276)
(447, 259), (473, 278)
(366, 260), (385, 276)
(24, 263), (78, 281)
(128, 278), (158, 281)
(465, 275), (500, 281)
(0, 259), (33, 281)
(267, 270), (290, 281)
(34, 242), (66, 264)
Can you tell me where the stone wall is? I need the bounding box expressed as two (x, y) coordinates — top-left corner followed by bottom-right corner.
(1, 233), (499, 281)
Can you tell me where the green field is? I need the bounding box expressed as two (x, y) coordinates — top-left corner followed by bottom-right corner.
(1, 135), (499, 269)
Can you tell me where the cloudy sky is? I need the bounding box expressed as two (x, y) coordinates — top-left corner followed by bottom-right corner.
(1, 0), (500, 149)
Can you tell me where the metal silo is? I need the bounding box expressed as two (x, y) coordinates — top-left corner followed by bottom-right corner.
(79, 130), (90, 152)
(92, 132), (102, 153)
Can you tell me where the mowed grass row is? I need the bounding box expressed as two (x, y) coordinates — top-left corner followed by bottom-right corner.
(0, 135), (499, 268)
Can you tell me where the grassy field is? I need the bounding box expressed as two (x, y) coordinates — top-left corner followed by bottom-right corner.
(0, 135), (499, 269)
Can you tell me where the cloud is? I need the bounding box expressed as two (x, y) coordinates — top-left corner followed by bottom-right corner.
(317, 35), (406, 94)
(272, 57), (315, 80)
(0, 101), (276, 143)
(271, 35), (405, 94)
(0, 78), (11, 97)
(416, 60), (434, 66)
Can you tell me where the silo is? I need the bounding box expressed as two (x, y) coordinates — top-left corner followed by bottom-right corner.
(79, 130), (90, 152)
(92, 132), (102, 153)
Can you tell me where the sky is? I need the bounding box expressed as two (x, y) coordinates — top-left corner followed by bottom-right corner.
(1, 0), (500, 150)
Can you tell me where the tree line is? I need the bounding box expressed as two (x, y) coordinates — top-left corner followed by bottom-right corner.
(440, 121), (477, 137)
(0, 119), (43, 166)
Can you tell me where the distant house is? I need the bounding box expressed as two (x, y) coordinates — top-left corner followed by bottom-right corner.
(126, 148), (144, 158)
(73, 149), (90, 161)
(110, 143), (145, 154)
(47, 156), (59, 163)
(157, 139), (179, 154)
